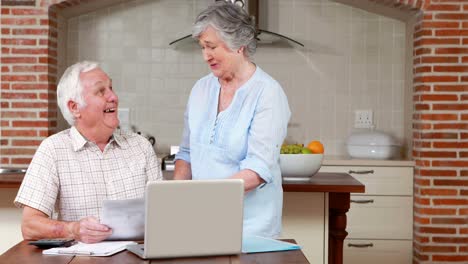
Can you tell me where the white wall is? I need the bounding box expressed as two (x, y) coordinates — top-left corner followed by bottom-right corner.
(59, 0), (407, 156)
(0, 188), (23, 254)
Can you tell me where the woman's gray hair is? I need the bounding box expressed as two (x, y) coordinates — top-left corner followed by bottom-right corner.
(193, 1), (257, 58)
(57, 61), (99, 126)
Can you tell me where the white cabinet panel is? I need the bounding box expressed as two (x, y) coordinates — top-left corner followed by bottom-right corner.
(344, 239), (412, 264)
(321, 164), (414, 264)
(319, 166), (413, 195)
(281, 192), (327, 264)
(347, 195), (413, 239)
(0, 188), (23, 255)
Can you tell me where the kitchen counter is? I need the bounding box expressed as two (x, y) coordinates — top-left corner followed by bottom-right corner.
(323, 155), (415, 167)
(0, 156), (413, 187)
(0, 171), (365, 193)
(0, 171), (26, 188)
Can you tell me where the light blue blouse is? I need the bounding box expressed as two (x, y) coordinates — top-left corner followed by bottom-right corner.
(175, 66), (291, 238)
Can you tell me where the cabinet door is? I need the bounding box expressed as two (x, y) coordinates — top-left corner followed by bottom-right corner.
(320, 166), (413, 195)
(344, 239), (412, 264)
(0, 189), (23, 255)
(281, 192), (327, 264)
(347, 195), (413, 239)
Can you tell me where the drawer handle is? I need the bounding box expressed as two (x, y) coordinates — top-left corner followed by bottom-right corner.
(348, 243), (374, 248)
(348, 170), (374, 174)
(351, 199), (374, 204)
(0, 168), (27, 174)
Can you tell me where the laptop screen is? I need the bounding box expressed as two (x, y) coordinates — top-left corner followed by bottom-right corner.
(142, 179), (244, 259)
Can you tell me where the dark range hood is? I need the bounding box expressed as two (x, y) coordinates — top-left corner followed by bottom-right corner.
(169, 0), (304, 47)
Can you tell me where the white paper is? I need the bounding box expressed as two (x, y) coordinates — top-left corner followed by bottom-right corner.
(101, 198), (145, 240)
(43, 241), (136, 256)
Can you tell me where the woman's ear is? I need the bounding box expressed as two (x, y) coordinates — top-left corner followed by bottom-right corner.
(67, 100), (80, 119)
(237, 46), (245, 54)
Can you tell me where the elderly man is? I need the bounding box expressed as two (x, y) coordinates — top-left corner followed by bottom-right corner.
(14, 61), (162, 243)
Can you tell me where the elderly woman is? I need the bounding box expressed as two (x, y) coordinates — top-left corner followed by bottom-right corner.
(174, 1), (290, 238)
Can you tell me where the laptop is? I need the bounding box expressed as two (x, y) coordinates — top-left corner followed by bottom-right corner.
(126, 179), (244, 259)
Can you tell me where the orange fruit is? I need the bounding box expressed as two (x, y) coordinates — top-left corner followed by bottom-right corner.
(307, 140), (324, 154)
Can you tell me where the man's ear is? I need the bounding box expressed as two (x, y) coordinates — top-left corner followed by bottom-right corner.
(67, 100), (80, 119)
(237, 46), (245, 54)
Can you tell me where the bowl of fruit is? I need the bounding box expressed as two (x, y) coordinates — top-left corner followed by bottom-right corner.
(280, 141), (324, 181)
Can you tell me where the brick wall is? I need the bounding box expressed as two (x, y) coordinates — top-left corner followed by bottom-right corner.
(1, 0), (61, 166)
(409, 0), (468, 262)
(0, 0), (467, 262)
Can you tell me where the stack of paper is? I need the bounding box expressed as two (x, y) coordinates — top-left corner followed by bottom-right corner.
(242, 236), (301, 253)
(43, 241), (136, 257)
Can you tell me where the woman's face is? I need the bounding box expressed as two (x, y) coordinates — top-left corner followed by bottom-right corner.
(198, 26), (243, 80)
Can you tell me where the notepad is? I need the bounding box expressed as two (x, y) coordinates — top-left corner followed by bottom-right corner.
(242, 236), (301, 253)
(43, 241), (136, 257)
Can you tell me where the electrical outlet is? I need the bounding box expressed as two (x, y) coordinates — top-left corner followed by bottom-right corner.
(354, 110), (373, 128)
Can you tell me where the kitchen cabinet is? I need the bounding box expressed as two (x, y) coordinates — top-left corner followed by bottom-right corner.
(281, 192), (327, 263)
(0, 188), (23, 254)
(319, 164), (414, 264)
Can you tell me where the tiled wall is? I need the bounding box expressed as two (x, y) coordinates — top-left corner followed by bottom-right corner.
(62, 0), (407, 156)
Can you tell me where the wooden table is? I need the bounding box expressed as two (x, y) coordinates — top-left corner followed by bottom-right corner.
(1, 172), (364, 264)
(0, 239), (308, 264)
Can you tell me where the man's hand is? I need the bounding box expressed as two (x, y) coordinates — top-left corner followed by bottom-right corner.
(70, 216), (113, 243)
(21, 206), (112, 243)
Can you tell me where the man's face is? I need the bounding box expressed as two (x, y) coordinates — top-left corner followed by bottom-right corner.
(74, 68), (119, 137)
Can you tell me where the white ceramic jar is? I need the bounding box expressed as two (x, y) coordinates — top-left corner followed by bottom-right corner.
(346, 130), (400, 159)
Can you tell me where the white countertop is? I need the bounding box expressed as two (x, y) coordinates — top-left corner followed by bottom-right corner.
(159, 155), (415, 167)
(323, 155), (415, 167)
(158, 154), (414, 167)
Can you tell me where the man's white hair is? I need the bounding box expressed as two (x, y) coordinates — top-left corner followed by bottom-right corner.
(57, 61), (99, 126)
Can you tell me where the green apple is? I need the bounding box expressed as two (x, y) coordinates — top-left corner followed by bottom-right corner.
(301, 147), (312, 154)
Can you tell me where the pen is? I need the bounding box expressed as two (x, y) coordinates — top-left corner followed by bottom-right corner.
(57, 250), (94, 255)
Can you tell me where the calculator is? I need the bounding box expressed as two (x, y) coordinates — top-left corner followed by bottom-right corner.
(28, 238), (76, 249)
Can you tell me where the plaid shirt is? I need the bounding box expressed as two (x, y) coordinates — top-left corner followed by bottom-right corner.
(15, 126), (163, 222)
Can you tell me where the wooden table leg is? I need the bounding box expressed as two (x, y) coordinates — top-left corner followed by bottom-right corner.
(328, 192), (350, 264)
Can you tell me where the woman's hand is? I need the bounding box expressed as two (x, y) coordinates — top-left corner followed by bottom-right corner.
(230, 169), (265, 192)
(174, 160), (192, 180)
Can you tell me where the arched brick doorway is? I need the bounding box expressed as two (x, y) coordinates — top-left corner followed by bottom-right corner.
(0, 0), (466, 262)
